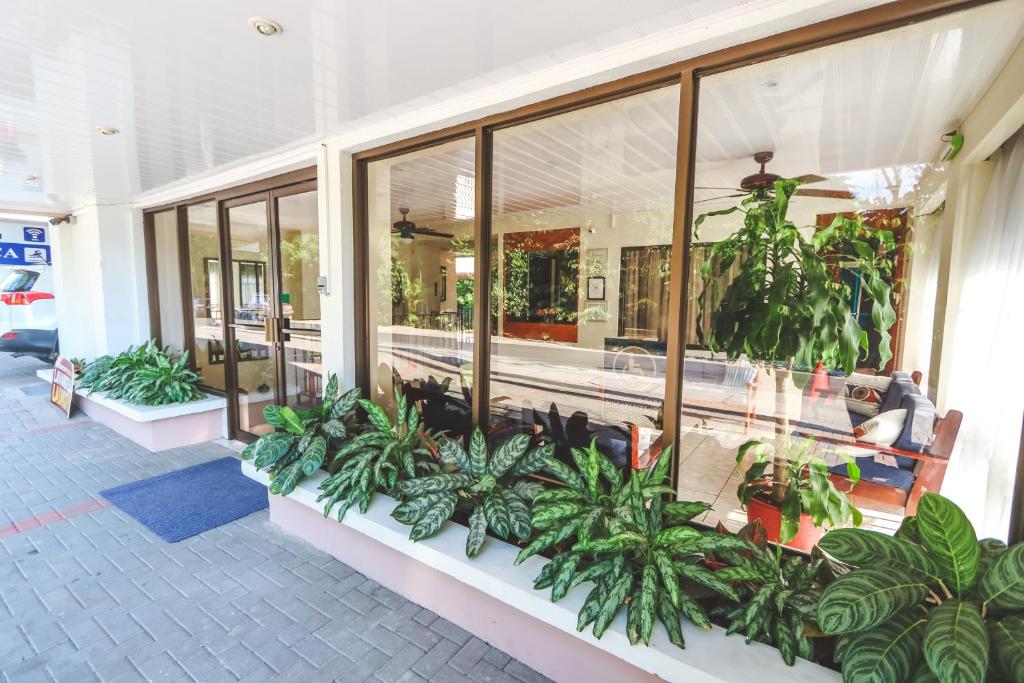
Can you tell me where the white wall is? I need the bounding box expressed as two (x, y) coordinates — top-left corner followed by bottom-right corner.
(50, 203), (149, 359)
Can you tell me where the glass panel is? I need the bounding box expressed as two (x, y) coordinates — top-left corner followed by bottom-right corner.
(151, 210), (186, 353)
(277, 190), (322, 411)
(683, 2), (1024, 544)
(227, 201), (276, 436)
(489, 85), (680, 468)
(366, 137), (476, 437)
(185, 202), (225, 391)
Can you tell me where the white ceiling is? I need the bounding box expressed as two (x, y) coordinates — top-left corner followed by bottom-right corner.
(369, 1), (1024, 226)
(0, 0), (905, 212)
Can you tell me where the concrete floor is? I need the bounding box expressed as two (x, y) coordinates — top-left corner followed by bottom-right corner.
(0, 353), (549, 683)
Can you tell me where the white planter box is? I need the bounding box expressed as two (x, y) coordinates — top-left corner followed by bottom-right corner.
(36, 368), (227, 451)
(241, 461), (839, 683)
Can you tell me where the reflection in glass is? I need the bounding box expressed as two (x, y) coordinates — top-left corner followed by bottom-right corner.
(366, 138), (476, 437)
(152, 210), (186, 353)
(277, 190), (322, 411)
(227, 201), (276, 436)
(489, 85), (681, 470)
(680, 3), (1024, 544)
(185, 202), (226, 391)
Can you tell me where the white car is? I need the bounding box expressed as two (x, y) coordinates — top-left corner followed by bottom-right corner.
(0, 266), (58, 361)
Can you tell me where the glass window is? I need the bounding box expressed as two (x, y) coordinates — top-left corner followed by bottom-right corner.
(366, 138), (476, 437)
(277, 189), (322, 410)
(151, 210), (186, 353)
(185, 201), (226, 391)
(488, 85), (680, 469)
(680, 2), (1024, 543)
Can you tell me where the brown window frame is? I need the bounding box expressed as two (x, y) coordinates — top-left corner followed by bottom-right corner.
(352, 0), (999, 490)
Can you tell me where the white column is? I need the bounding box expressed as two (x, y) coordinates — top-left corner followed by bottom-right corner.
(318, 145), (357, 388)
(50, 202), (149, 360)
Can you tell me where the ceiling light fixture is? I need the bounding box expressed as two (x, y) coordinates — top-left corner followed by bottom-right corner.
(24, 174), (38, 182)
(96, 126), (119, 135)
(248, 17), (282, 37)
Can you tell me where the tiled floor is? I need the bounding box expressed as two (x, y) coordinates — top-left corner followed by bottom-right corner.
(0, 353), (550, 683)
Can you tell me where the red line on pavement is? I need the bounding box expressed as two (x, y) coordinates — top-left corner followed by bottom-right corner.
(0, 498), (111, 538)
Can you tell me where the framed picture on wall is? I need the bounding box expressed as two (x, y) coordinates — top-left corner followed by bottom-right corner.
(587, 276), (605, 301)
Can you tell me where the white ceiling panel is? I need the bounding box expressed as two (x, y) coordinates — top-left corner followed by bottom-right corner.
(0, 0), (902, 211)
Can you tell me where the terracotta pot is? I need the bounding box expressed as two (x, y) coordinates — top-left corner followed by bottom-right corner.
(746, 495), (823, 553)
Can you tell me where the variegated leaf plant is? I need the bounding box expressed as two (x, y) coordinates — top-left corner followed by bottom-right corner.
(241, 374), (361, 496)
(710, 520), (826, 665)
(317, 388), (438, 522)
(390, 427), (550, 557)
(524, 444), (751, 647)
(817, 492), (1024, 683)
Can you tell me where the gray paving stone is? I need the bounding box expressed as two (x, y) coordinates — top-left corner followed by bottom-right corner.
(0, 352), (550, 683)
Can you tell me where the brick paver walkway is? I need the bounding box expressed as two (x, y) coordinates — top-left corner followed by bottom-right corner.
(0, 353), (550, 683)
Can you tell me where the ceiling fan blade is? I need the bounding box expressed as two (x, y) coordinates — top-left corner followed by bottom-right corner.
(793, 188), (854, 200)
(413, 227), (455, 239)
(794, 173), (827, 185)
(694, 186), (744, 191)
(694, 193), (747, 205)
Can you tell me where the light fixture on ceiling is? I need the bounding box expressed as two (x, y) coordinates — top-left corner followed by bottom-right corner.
(96, 126), (119, 135)
(24, 174), (38, 182)
(248, 17), (282, 37)
(763, 80), (779, 89)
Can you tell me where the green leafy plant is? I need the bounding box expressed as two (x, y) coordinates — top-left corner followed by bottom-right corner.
(240, 375), (360, 496)
(514, 440), (706, 564)
(816, 492), (1024, 683)
(711, 520), (826, 665)
(737, 437), (861, 543)
(391, 428), (550, 556)
(696, 178), (896, 506)
(523, 448), (748, 647)
(78, 340), (205, 406)
(318, 389), (437, 522)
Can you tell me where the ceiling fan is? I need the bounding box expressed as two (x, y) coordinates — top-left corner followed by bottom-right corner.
(391, 207), (454, 242)
(695, 151), (855, 204)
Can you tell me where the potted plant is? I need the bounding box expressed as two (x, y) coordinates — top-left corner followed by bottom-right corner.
(736, 437), (861, 551)
(695, 178), (896, 545)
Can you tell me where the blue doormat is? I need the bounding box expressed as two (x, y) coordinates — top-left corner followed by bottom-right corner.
(100, 457), (268, 542)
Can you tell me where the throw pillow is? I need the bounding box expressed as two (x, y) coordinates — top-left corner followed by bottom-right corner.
(844, 373), (893, 417)
(854, 408), (907, 446)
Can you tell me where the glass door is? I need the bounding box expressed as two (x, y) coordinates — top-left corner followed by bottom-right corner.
(224, 198), (279, 438)
(273, 186), (322, 411)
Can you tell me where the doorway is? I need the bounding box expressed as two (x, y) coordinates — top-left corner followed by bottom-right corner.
(221, 182), (321, 440)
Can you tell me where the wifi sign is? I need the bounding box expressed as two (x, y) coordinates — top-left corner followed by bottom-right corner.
(23, 227), (46, 243)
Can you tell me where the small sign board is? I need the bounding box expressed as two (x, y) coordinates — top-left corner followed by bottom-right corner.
(50, 356), (75, 418)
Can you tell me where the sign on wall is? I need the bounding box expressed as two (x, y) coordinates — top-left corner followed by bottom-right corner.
(0, 242), (51, 266)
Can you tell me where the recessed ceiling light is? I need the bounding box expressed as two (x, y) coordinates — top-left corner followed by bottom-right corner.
(96, 126), (119, 135)
(248, 17), (282, 36)
(763, 80), (779, 89)
(24, 174), (38, 181)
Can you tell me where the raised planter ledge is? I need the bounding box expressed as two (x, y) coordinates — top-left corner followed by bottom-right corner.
(241, 461), (838, 683)
(36, 368), (227, 451)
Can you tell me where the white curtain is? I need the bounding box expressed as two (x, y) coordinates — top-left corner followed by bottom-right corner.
(942, 128), (1024, 540)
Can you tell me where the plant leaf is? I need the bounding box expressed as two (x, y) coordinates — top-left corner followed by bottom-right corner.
(840, 609), (927, 683)
(438, 437), (471, 472)
(299, 435), (328, 475)
(915, 492), (979, 597)
(818, 528), (939, 583)
(278, 406), (305, 436)
(980, 542), (1024, 612)
(465, 505), (488, 558)
(626, 564), (658, 645)
(923, 599), (988, 683)
(489, 434), (531, 478)
(817, 567), (929, 635)
(988, 615), (1024, 683)
(468, 429), (488, 478)
(409, 493), (457, 541)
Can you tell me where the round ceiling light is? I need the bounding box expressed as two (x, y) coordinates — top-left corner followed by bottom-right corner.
(248, 17), (282, 36)
(96, 126), (119, 135)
